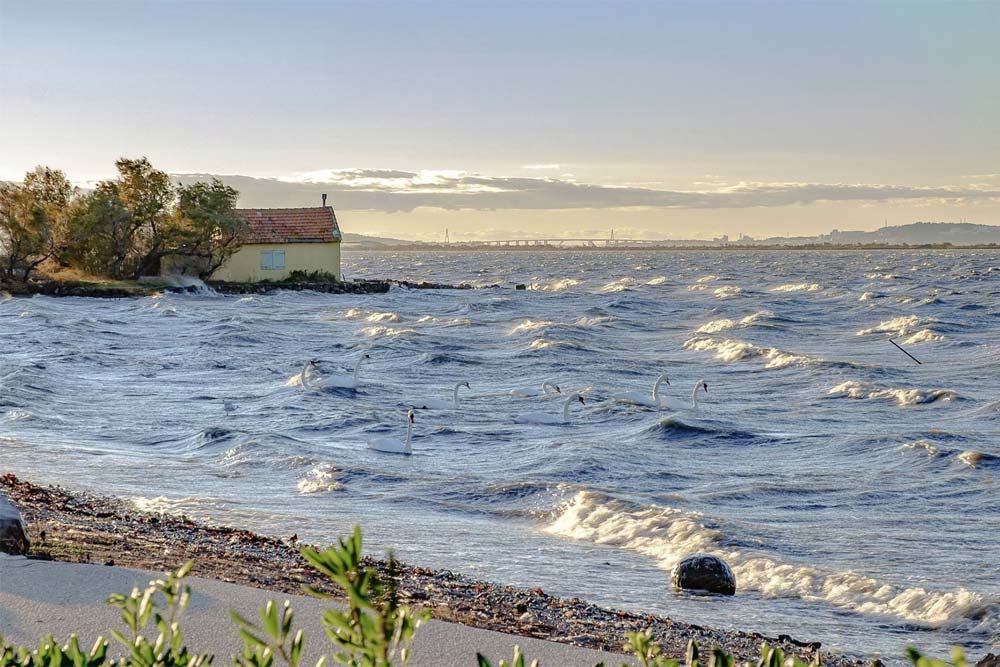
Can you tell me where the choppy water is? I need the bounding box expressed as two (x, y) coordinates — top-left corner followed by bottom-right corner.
(2, 250), (999, 661)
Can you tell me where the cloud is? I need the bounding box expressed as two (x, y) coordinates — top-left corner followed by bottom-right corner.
(521, 164), (561, 170)
(171, 170), (1000, 213)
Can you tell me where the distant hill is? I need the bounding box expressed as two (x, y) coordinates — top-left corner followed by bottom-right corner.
(341, 232), (424, 247)
(754, 222), (1000, 246)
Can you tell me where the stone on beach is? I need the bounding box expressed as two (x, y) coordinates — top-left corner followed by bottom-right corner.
(671, 554), (736, 596)
(1, 492), (30, 555)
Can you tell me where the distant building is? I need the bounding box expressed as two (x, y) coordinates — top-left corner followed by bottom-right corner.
(211, 200), (342, 282)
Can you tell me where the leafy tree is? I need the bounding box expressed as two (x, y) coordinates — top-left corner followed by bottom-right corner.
(173, 179), (247, 278)
(63, 158), (179, 279)
(0, 167), (75, 282)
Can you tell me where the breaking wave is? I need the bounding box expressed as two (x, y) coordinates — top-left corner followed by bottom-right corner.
(696, 311), (774, 334)
(547, 491), (992, 627)
(829, 381), (958, 406)
(683, 336), (826, 369)
(771, 283), (822, 292)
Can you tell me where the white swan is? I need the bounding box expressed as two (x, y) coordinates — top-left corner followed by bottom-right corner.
(368, 410), (414, 455)
(413, 381), (471, 410)
(320, 353), (371, 389)
(691, 379), (708, 409)
(614, 373), (670, 409)
(516, 393), (585, 425)
(509, 379), (562, 398)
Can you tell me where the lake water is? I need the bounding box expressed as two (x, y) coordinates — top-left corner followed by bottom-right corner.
(2, 250), (998, 661)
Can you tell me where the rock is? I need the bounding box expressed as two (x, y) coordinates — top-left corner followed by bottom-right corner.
(515, 284), (527, 290)
(0, 493), (29, 555)
(977, 654), (999, 667)
(671, 554), (736, 596)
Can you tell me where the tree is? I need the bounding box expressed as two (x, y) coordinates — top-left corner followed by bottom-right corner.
(63, 157), (221, 280)
(0, 167), (75, 282)
(173, 179), (247, 278)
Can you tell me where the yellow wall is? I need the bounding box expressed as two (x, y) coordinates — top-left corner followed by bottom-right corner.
(211, 242), (341, 282)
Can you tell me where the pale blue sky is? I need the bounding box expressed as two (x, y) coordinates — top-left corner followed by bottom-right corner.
(2, 0), (998, 239)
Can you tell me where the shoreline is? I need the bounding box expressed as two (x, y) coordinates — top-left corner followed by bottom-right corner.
(0, 278), (479, 299)
(1, 474), (856, 666)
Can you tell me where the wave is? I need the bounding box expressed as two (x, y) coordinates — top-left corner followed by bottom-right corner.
(713, 286), (743, 299)
(771, 283), (822, 292)
(642, 416), (757, 441)
(601, 277), (636, 293)
(683, 336), (827, 369)
(646, 276), (668, 286)
(574, 315), (615, 327)
(829, 381), (958, 406)
(696, 311), (774, 334)
(696, 275), (720, 283)
(547, 491), (992, 626)
(344, 308), (401, 322)
(297, 464), (345, 494)
(857, 315), (945, 343)
(509, 319), (555, 335)
(529, 278), (581, 291)
(859, 291), (882, 301)
(528, 338), (586, 351)
(360, 325), (418, 338)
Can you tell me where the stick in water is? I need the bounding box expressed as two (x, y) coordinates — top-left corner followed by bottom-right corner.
(889, 338), (922, 365)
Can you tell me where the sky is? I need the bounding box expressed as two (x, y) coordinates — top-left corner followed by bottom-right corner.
(2, 0), (999, 241)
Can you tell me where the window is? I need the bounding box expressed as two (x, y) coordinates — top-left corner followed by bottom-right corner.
(260, 250), (286, 270)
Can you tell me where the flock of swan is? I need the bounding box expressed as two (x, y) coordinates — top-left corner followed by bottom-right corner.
(296, 354), (709, 455)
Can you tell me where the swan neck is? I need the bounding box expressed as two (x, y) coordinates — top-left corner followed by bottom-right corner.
(406, 419), (412, 445)
(353, 356), (364, 383)
(691, 384), (699, 409)
(563, 396), (574, 420)
(453, 383), (461, 408)
(653, 376), (665, 401)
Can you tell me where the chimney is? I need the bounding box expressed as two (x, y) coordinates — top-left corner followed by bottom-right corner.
(322, 193), (328, 207)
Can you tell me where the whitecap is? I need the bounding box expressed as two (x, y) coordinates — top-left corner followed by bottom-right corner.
(683, 336), (817, 369)
(696, 311), (772, 334)
(771, 283), (822, 292)
(828, 380), (957, 406)
(713, 286), (743, 299)
(548, 491), (988, 626)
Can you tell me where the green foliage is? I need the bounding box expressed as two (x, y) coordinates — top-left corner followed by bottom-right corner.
(906, 647), (967, 667)
(106, 560), (213, 667)
(173, 179), (246, 278)
(231, 601), (307, 667)
(58, 158), (244, 280)
(0, 166), (76, 281)
(0, 634), (109, 667)
(300, 526), (428, 667)
(476, 645), (539, 667)
(283, 270), (340, 284)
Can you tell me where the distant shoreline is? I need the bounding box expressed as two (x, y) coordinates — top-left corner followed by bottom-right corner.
(344, 243), (1000, 251)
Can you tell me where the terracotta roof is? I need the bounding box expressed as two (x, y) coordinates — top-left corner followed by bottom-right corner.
(234, 207), (342, 244)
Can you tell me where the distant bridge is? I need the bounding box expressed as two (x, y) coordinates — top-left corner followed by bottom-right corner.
(450, 238), (676, 248)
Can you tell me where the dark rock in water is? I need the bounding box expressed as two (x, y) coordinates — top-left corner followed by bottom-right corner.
(671, 554), (736, 596)
(0, 493), (30, 555)
(515, 284), (527, 290)
(977, 654), (999, 667)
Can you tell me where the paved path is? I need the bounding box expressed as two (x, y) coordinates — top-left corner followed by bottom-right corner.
(0, 557), (633, 667)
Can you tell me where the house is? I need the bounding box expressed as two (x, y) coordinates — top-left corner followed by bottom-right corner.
(211, 196), (342, 282)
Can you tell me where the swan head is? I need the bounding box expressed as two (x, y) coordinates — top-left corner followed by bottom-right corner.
(362, 353), (371, 360)
(462, 381), (471, 389)
(407, 409), (415, 423)
(697, 379), (708, 393)
(572, 394), (585, 405)
(657, 373), (670, 385)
